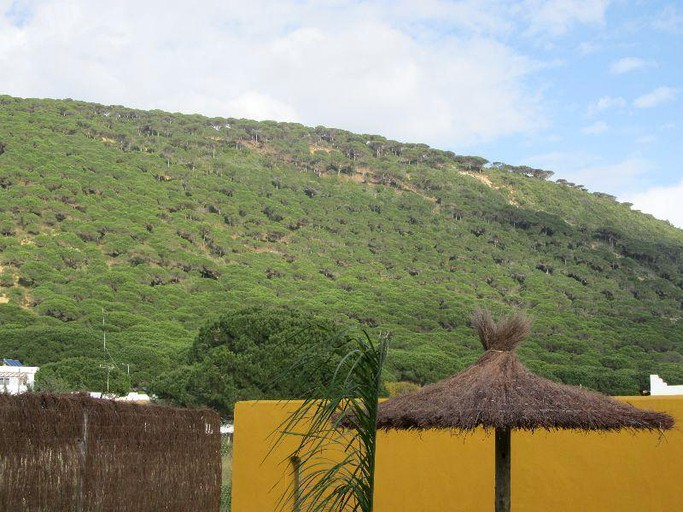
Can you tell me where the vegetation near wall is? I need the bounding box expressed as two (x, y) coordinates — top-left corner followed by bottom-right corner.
(0, 95), (682, 414)
(0, 393), (221, 512)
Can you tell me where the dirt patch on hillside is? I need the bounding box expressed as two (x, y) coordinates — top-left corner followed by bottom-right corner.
(459, 171), (498, 189)
(459, 171), (521, 207)
(329, 166), (442, 213)
(20, 293), (33, 309)
(309, 145), (333, 154)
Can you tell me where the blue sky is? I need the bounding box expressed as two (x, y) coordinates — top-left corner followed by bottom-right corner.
(476, 1), (682, 214)
(0, 0), (681, 226)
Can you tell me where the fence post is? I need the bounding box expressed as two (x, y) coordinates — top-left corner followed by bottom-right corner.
(77, 409), (89, 512)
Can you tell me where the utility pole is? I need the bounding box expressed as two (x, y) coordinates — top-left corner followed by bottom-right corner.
(102, 308), (107, 352)
(99, 364), (115, 394)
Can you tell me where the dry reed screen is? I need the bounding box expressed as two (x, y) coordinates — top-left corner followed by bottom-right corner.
(0, 393), (221, 512)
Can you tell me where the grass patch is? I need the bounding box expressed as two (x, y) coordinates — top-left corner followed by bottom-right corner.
(221, 437), (233, 512)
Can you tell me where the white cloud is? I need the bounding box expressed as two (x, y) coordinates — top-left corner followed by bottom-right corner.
(577, 41), (601, 55)
(386, 0), (516, 36)
(634, 87), (679, 108)
(522, 0), (610, 35)
(587, 95), (626, 116)
(524, 150), (599, 176)
(652, 5), (683, 34)
(581, 121), (608, 134)
(624, 180), (683, 228)
(226, 92), (299, 122)
(635, 135), (657, 145)
(527, 154), (654, 195)
(568, 158), (654, 194)
(0, 0), (552, 148)
(609, 57), (650, 74)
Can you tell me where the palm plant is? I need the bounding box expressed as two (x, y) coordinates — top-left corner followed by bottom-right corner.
(272, 331), (388, 512)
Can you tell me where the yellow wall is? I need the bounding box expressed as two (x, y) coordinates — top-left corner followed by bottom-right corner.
(232, 397), (683, 511)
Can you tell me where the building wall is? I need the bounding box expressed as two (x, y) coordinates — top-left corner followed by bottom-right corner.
(650, 374), (683, 395)
(232, 396), (682, 512)
(0, 366), (38, 394)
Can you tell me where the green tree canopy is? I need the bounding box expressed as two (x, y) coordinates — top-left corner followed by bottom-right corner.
(157, 307), (351, 417)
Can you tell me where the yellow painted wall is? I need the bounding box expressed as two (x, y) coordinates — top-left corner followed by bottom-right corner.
(232, 396), (683, 511)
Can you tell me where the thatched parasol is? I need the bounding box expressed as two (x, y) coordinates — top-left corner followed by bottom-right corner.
(375, 309), (674, 512)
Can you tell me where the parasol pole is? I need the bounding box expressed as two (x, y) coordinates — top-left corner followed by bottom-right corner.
(495, 426), (511, 512)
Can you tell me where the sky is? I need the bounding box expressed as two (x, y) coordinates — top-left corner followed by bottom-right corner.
(0, 0), (681, 227)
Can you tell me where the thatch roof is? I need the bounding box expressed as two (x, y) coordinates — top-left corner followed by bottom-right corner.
(375, 310), (674, 432)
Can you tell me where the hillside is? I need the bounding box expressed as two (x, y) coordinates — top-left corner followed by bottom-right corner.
(0, 95), (682, 405)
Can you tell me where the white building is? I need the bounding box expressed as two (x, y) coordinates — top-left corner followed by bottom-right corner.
(88, 391), (152, 403)
(221, 423), (234, 443)
(650, 374), (683, 396)
(0, 359), (39, 394)
(115, 391), (151, 403)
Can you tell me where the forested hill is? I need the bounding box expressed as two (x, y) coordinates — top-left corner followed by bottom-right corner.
(0, 94), (682, 407)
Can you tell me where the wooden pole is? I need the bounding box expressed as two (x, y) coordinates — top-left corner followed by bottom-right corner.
(495, 427), (511, 512)
(77, 410), (89, 512)
(291, 456), (302, 512)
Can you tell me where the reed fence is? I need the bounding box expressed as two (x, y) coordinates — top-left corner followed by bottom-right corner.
(0, 393), (221, 511)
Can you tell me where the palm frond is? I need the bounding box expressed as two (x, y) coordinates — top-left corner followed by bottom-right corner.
(271, 330), (388, 512)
